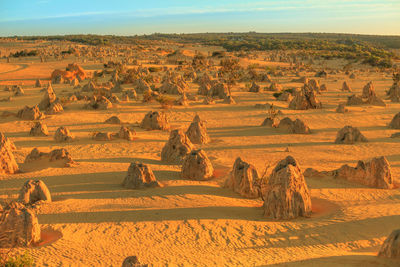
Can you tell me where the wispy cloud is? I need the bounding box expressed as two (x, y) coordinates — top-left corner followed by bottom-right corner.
(1, 0), (399, 23)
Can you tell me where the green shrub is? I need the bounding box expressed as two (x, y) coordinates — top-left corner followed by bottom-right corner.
(3, 251), (33, 267)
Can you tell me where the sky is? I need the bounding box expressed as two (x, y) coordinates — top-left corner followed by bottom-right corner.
(0, 0), (399, 36)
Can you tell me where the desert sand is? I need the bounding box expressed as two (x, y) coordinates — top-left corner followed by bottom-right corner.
(0, 39), (400, 266)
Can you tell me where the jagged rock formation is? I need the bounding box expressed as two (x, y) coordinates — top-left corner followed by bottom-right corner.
(224, 157), (260, 198)
(19, 179), (52, 205)
(336, 103), (349, 113)
(335, 126), (368, 144)
(249, 82), (260, 93)
(122, 256), (148, 267)
(92, 132), (113, 141)
(38, 84), (63, 114)
(17, 105), (45, 120)
(122, 162), (161, 189)
(29, 122), (49, 136)
(0, 132), (16, 151)
(262, 156), (312, 219)
(223, 95), (236, 104)
(181, 149), (214, 181)
(54, 127), (75, 142)
(346, 94), (364, 105)
(0, 202), (41, 247)
(289, 85), (321, 110)
(278, 117), (311, 134)
(378, 229), (400, 259)
(261, 117), (279, 128)
(140, 111), (170, 131)
(186, 115), (210, 144)
(387, 83), (400, 102)
(161, 129), (194, 163)
(104, 116), (122, 124)
(333, 156), (393, 189)
(342, 81), (352, 92)
(266, 82), (282, 92)
(119, 126), (136, 141)
(389, 112), (400, 129)
(24, 147), (75, 167)
(84, 96), (113, 110)
(35, 79), (42, 88)
(208, 82), (230, 99)
(0, 140), (19, 174)
(159, 81), (187, 95)
(362, 81), (375, 98)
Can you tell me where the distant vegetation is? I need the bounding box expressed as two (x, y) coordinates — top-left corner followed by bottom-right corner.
(10, 32), (400, 67)
(9, 49), (38, 58)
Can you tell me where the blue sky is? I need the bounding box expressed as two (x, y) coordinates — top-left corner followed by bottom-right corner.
(0, 0), (399, 36)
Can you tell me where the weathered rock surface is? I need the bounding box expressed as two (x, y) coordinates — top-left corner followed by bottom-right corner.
(140, 111), (170, 131)
(181, 149), (214, 181)
(389, 112), (400, 129)
(378, 229), (400, 259)
(0, 202), (41, 247)
(161, 129), (194, 163)
(29, 122), (49, 136)
(186, 115), (210, 144)
(224, 157), (260, 198)
(19, 179), (52, 205)
(335, 126), (367, 144)
(262, 156), (312, 219)
(122, 162), (162, 189)
(54, 127), (75, 142)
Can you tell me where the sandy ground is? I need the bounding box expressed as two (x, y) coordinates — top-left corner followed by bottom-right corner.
(0, 51), (400, 266)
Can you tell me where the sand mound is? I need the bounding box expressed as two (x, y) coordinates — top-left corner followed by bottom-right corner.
(19, 179), (52, 205)
(263, 156), (312, 219)
(161, 129), (194, 163)
(335, 126), (368, 144)
(0, 201), (41, 247)
(122, 162), (162, 189)
(224, 157), (260, 198)
(181, 149), (214, 181)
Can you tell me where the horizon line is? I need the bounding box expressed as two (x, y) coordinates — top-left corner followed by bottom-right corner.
(1, 31), (400, 38)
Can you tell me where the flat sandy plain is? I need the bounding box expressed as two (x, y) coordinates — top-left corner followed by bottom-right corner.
(0, 41), (400, 266)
